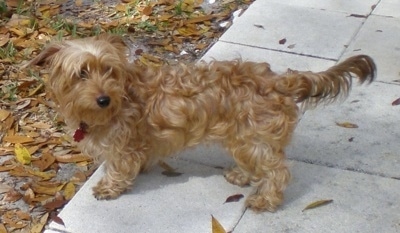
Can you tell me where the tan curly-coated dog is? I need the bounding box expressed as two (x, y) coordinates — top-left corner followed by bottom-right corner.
(25, 34), (376, 212)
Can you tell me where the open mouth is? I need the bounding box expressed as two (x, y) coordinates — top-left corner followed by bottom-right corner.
(73, 122), (89, 142)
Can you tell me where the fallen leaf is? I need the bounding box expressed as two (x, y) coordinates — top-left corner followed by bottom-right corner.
(224, 194), (244, 203)
(279, 38), (287, 45)
(3, 188), (23, 203)
(63, 182), (76, 200)
(302, 199), (333, 212)
(253, 24), (264, 29)
(31, 183), (65, 195)
(335, 122), (359, 128)
(26, 167), (57, 180)
(287, 44), (296, 49)
(0, 109), (11, 121)
(211, 215), (227, 233)
(75, 0), (83, 7)
(0, 164), (16, 172)
(391, 97), (400, 106)
(32, 152), (56, 171)
(142, 5), (153, 16)
(0, 224), (6, 233)
(348, 14), (367, 18)
(3, 135), (34, 143)
(0, 183), (12, 194)
(14, 143), (32, 165)
(55, 154), (92, 163)
(30, 213), (49, 233)
(158, 160), (175, 172)
(161, 170), (183, 177)
(43, 197), (68, 211)
(50, 212), (65, 226)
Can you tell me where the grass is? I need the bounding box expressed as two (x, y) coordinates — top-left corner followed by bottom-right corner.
(0, 42), (17, 60)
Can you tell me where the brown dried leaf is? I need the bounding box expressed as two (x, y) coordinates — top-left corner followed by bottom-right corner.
(43, 197), (68, 211)
(0, 183), (12, 194)
(3, 188), (22, 203)
(0, 164), (15, 172)
(211, 215), (227, 233)
(391, 97), (400, 106)
(55, 153), (92, 163)
(279, 38), (287, 44)
(0, 109), (11, 121)
(71, 170), (87, 183)
(161, 170), (183, 177)
(30, 121), (52, 129)
(50, 212), (65, 226)
(0, 224), (6, 233)
(23, 188), (35, 204)
(158, 160), (175, 172)
(32, 152), (56, 171)
(142, 6), (153, 16)
(302, 199), (333, 212)
(335, 122), (359, 128)
(224, 194), (244, 203)
(3, 135), (34, 143)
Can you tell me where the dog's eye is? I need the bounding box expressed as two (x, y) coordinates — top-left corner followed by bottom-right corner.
(79, 70), (88, 80)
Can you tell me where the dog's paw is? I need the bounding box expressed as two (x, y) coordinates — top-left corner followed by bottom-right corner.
(224, 167), (250, 187)
(92, 180), (122, 200)
(245, 193), (282, 212)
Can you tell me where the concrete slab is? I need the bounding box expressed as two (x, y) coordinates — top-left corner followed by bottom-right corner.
(373, 0), (400, 18)
(201, 41), (336, 73)
(235, 161), (400, 233)
(261, 0), (378, 15)
(343, 15), (400, 83)
(47, 157), (252, 233)
(286, 81), (400, 178)
(219, 1), (365, 60)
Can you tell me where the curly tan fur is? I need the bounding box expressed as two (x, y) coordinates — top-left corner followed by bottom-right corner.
(25, 34), (376, 212)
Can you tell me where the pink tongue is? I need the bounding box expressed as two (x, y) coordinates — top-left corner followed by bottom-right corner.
(73, 128), (85, 142)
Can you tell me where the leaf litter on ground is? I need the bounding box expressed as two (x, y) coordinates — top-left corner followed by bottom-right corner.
(0, 0), (253, 231)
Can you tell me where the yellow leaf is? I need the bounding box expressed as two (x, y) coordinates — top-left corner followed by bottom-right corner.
(30, 213), (49, 233)
(302, 199), (333, 212)
(31, 183), (65, 195)
(335, 122), (359, 128)
(211, 215), (227, 233)
(25, 167), (57, 180)
(64, 182), (76, 200)
(14, 143), (31, 165)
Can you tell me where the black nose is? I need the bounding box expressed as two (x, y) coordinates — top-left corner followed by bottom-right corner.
(96, 95), (110, 108)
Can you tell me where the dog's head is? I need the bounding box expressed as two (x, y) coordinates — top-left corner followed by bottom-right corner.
(25, 34), (130, 128)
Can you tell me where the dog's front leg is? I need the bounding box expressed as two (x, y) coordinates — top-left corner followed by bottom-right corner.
(93, 152), (143, 200)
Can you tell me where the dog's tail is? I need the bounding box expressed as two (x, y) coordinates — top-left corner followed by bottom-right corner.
(273, 55), (376, 109)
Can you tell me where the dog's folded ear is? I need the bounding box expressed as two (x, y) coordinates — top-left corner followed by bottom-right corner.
(21, 43), (63, 69)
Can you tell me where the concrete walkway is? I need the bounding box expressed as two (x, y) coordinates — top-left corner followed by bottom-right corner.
(45, 0), (400, 232)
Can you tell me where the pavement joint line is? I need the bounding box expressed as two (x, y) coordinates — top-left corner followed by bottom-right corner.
(288, 158), (400, 180)
(217, 40), (339, 62)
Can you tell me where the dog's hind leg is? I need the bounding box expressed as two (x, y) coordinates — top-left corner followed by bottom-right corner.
(225, 141), (291, 212)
